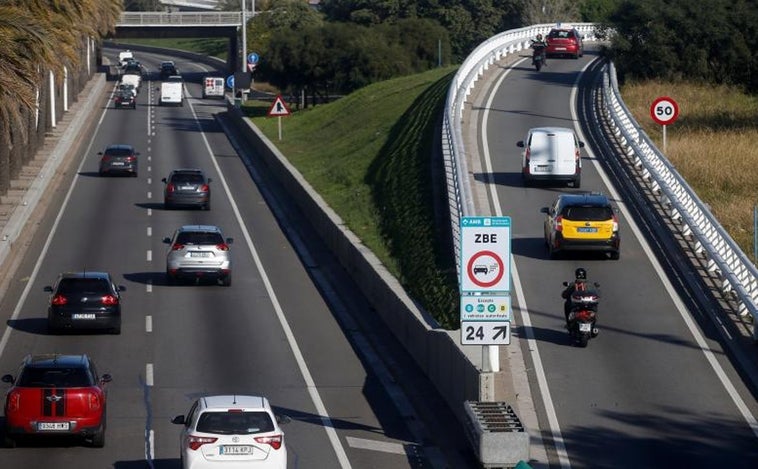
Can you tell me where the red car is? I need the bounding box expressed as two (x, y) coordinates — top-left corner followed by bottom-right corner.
(2, 354), (111, 447)
(546, 26), (584, 59)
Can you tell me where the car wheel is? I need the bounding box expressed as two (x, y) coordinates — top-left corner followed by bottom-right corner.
(166, 272), (175, 285)
(203, 201), (211, 211)
(572, 176), (581, 188)
(91, 428), (105, 448)
(110, 325), (121, 335)
(221, 274), (232, 287)
(548, 243), (559, 260)
(610, 251), (620, 260)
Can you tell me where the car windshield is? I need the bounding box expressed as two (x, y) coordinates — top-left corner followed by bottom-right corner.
(57, 278), (110, 294)
(17, 367), (93, 387)
(171, 173), (204, 184)
(196, 411), (274, 435)
(176, 232), (224, 245)
(563, 206), (613, 221)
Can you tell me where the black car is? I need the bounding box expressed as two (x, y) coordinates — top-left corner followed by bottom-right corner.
(114, 91), (136, 109)
(162, 168), (212, 210)
(45, 272), (125, 334)
(98, 144), (139, 177)
(159, 61), (178, 80)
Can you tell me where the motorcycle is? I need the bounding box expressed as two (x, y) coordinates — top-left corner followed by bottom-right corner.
(531, 44), (547, 71)
(563, 281), (600, 347)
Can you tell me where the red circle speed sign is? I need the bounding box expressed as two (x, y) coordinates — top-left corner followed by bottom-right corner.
(650, 96), (679, 125)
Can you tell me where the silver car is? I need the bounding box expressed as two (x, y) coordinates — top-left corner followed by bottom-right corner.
(164, 225), (232, 286)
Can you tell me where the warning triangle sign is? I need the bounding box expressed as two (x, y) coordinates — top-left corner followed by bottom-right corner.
(267, 95), (291, 117)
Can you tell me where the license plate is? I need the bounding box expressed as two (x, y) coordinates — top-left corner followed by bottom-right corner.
(111, 162), (124, 166)
(180, 186), (194, 190)
(38, 422), (70, 431)
(577, 227), (597, 233)
(189, 251), (211, 258)
(555, 47), (566, 50)
(532, 166), (551, 172)
(221, 445), (253, 455)
(72, 313), (96, 319)
(579, 322), (592, 332)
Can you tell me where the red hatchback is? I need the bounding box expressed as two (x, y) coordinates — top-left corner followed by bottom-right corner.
(2, 354), (112, 448)
(546, 26), (584, 59)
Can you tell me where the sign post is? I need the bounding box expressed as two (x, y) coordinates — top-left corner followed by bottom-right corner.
(460, 216), (511, 373)
(650, 96), (679, 153)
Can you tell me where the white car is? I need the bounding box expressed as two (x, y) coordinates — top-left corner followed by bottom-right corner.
(172, 395), (288, 469)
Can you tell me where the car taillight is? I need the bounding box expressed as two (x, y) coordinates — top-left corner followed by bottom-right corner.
(51, 294), (68, 306)
(172, 243), (184, 251)
(216, 243), (229, 251)
(188, 435), (217, 451)
(166, 183), (176, 193)
(254, 434), (283, 450)
(6, 390), (21, 412)
(101, 294), (118, 306)
(101, 155), (111, 162)
(612, 214), (619, 232)
(126, 156), (136, 162)
(200, 184), (209, 192)
(555, 215), (563, 232)
(89, 392), (102, 411)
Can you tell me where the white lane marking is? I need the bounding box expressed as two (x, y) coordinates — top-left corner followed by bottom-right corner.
(148, 155), (152, 162)
(148, 165), (151, 172)
(346, 436), (411, 456)
(147, 208), (152, 217)
(147, 226), (152, 237)
(146, 315), (153, 332)
(147, 429), (155, 467)
(146, 250), (152, 262)
(572, 63), (758, 440)
(147, 191), (152, 199)
(146, 280), (152, 293)
(481, 57), (562, 468)
(186, 99), (352, 468)
(147, 177), (152, 185)
(146, 364), (154, 386)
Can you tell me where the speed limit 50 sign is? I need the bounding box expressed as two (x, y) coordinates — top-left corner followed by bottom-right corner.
(650, 96), (679, 125)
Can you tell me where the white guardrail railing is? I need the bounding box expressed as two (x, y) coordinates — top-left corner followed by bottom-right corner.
(442, 23), (758, 340)
(118, 12), (252, 27)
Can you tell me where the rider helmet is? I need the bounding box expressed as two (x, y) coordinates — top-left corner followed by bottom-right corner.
(575, 268), (587, 281)
(536, 33), (543, 41)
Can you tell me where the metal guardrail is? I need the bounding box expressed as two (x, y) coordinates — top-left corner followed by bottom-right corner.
(442, 23), (758, 340)
(117, 11), (252, 27)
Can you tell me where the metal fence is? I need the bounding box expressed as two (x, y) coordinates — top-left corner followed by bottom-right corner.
(118, 11), (251, 27)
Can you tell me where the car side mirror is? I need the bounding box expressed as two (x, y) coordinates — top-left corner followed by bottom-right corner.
(578, 141), (585, 148)
(226, 238), (234, 244)
(100, 373), (112, 384)
(593, 282), (601, 288)
(1, 374), (14, 384)
(97, 152), (103, 155)
(562, 281), (569, 287)
(276, 414), (291, 425)
(171, 415), (186, 425)
(516, 141), (524, 148)
(136, 152), (141, 156)
(207, 178), (213, 183)
(44, 286), (53, 292)
(117, 285), (126, 292)
(162, 237), (172, 244)
(161, 178), (167, 183)
(540, 207), (549, 214)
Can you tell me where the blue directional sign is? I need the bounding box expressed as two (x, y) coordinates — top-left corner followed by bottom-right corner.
(226, 75), (234, 89)
(247, 52), (259, 64)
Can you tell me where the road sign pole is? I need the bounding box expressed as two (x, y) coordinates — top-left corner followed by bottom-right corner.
(278, 116), (282, 141)
(662, 124), (667, 154)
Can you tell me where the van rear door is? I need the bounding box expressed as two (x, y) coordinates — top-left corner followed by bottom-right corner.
(552, 131), (579, 176)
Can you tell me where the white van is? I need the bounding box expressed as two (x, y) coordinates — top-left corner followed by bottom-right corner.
(160, 80), (184, 106)
(202, 76), (225, 99)
(517, 127), (584, 187)
(120, 73), (141, 93)
(118, 50), (134, 67)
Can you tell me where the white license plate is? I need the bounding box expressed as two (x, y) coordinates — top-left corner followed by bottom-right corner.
(221, 445), (253, 455)
(180, 186), (194, 190)
(555, 47), (566, 50)
(189, 252), (211, 258)
(579, 322), (592, 332)
(532, 166), (551, 173)
(112, 162), (124, 166)
(38, 422), (70, 431)
(72, 313), (96, 319)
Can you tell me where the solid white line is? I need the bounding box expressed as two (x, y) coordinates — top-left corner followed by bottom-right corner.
(346, 436), (409, 455)
(571, 63), (758, 440)
(480, 57), (568, 468)
(186, 99), (352, 468)
(146, 315), (153, 333)
(146, 363), (154, 386)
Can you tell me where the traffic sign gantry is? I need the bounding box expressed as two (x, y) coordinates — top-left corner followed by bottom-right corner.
(650, 96), (679, 125)
(460, 217), (511, 293)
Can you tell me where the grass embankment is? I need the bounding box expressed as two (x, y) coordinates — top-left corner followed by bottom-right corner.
(244, 67), (461, 328)
(119, 38), (228, 61)
(620, 82), (758, 260)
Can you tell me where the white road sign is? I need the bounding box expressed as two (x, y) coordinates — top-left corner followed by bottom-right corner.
(460, 217), (511, 293)
(460, 295), (511, 321)
(461, 321), (511, 345)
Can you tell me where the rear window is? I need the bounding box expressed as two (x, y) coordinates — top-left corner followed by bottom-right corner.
(57, 278), (110, 294)
(549, 29), (577, 40)
(563, 206), (613, 221)
(18, 367), (93, 388)
(171, 173), (204, 184)
(105, 148), (133, 157)
(176, 231), (223, 245)
(196, 411), (274, 435)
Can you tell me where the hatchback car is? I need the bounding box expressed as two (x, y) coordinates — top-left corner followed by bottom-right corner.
(45, 271), (125, 334)
(114, 91), (136, 109)
(2, 354), (112, 448)
(171, 395), (288, 469)
(517, 127), (584, 187)
(164, 225), (233, 286)
(541, 193), (620, 259)
(546, 25), (584, 58)
(98, 144), (139, 177)
(160, 61), (178, 79)
(162, 169), (212, 210)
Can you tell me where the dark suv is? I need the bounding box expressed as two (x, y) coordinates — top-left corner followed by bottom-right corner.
(45, 272), (125, 334)
(98, 144), (139, 177)
(162, 168), (212, 210)
(541, 193), (620, 259)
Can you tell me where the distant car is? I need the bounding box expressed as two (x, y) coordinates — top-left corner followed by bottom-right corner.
(114, 91), (136, 109)
(162, 168), (211, 210)
(546, 25), (584, 59)
(98, 144), (139, 177)
(171, 395), (288, 469)
(164, 225), (233, 286)
(540, 192), (620, 259)
(160, 61), (178, 79)
(117, 83), (137, 98)
(45, 271), (125, 334)
(517, 127), (584, 187)
(2, 354), (112, 448)
(122, 61), (144, 77)
(118, 50), (133, 67)
(202, 76), (225, 99)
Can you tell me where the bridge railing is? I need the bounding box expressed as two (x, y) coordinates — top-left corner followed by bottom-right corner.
(442, 23), (758, 339)
(118, 11), (252, 27)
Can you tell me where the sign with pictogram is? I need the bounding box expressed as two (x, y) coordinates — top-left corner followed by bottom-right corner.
(460, 295), (511, 321)
(460, 217), (511, 293)
(461, 321), (511, 345)
(650, 96), (679, 125)
(267, 95), (291, 117)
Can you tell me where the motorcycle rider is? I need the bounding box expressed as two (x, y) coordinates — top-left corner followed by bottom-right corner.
(562, 268), (588, 328)
(530, 33), (548, 66)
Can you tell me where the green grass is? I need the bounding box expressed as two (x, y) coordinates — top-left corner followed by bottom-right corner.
(248, 67), (461, 328)
(117, 38), (228, 61)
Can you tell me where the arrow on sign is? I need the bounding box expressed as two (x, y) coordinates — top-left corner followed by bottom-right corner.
(492, 326), (509, 341)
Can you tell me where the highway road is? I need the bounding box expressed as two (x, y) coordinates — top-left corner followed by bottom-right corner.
(0, 48), (472, 468)
(473, 47), (758, 467)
